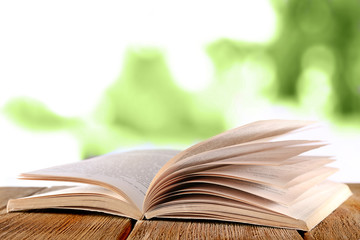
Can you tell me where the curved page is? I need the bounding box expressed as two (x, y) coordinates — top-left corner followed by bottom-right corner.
(20, 149), (179, 212)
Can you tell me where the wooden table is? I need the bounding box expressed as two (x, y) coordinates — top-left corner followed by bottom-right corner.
(0, 184), (359, 239)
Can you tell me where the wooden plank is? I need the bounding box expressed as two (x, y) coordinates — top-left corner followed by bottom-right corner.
(303, 184), (360, 240)
(127, 220), (303, 240)
(0, 187), (134, 240)
(0, 210), (133, 240)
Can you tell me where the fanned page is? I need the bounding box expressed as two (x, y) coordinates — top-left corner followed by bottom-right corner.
(143, 120), (352, 230)
(146, 120), (314, 199)
(144, 181), (351, 231)
(18, 149), (180, 214)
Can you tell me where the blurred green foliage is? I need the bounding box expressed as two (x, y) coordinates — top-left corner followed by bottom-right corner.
(2, 0), (360, 158)
(208, 0), (360, 122)
(3, 97), (79, 131)
(96, 49), (226, 142)
(270, 0), (360, 118)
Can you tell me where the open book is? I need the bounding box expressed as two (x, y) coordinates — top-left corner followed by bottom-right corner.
(7, 120), (352, 231)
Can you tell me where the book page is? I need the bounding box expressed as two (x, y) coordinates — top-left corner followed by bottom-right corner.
(147, 120), (313, 199)
(165, 170), (334, 205)
(202, 158), (334, 187)
(145, 182), (351, 230)
(290, 182), (352, 230)
(148, 142), (323, 195)
(146, 157), (334, 204)
(144, 163), (337, 212)
(20, 149), (179, 211)
(169, 120), (313, 164)
(8, 185), (144, 219)
(172, 140), (322, 169)
(150, 182), (291, 215)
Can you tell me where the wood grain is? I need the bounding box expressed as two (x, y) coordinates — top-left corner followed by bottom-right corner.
(127, 220), (303, 240)
(0, 187), (133, 240)
(303, 184), (360, 240)
(0, 210), (133, 240)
